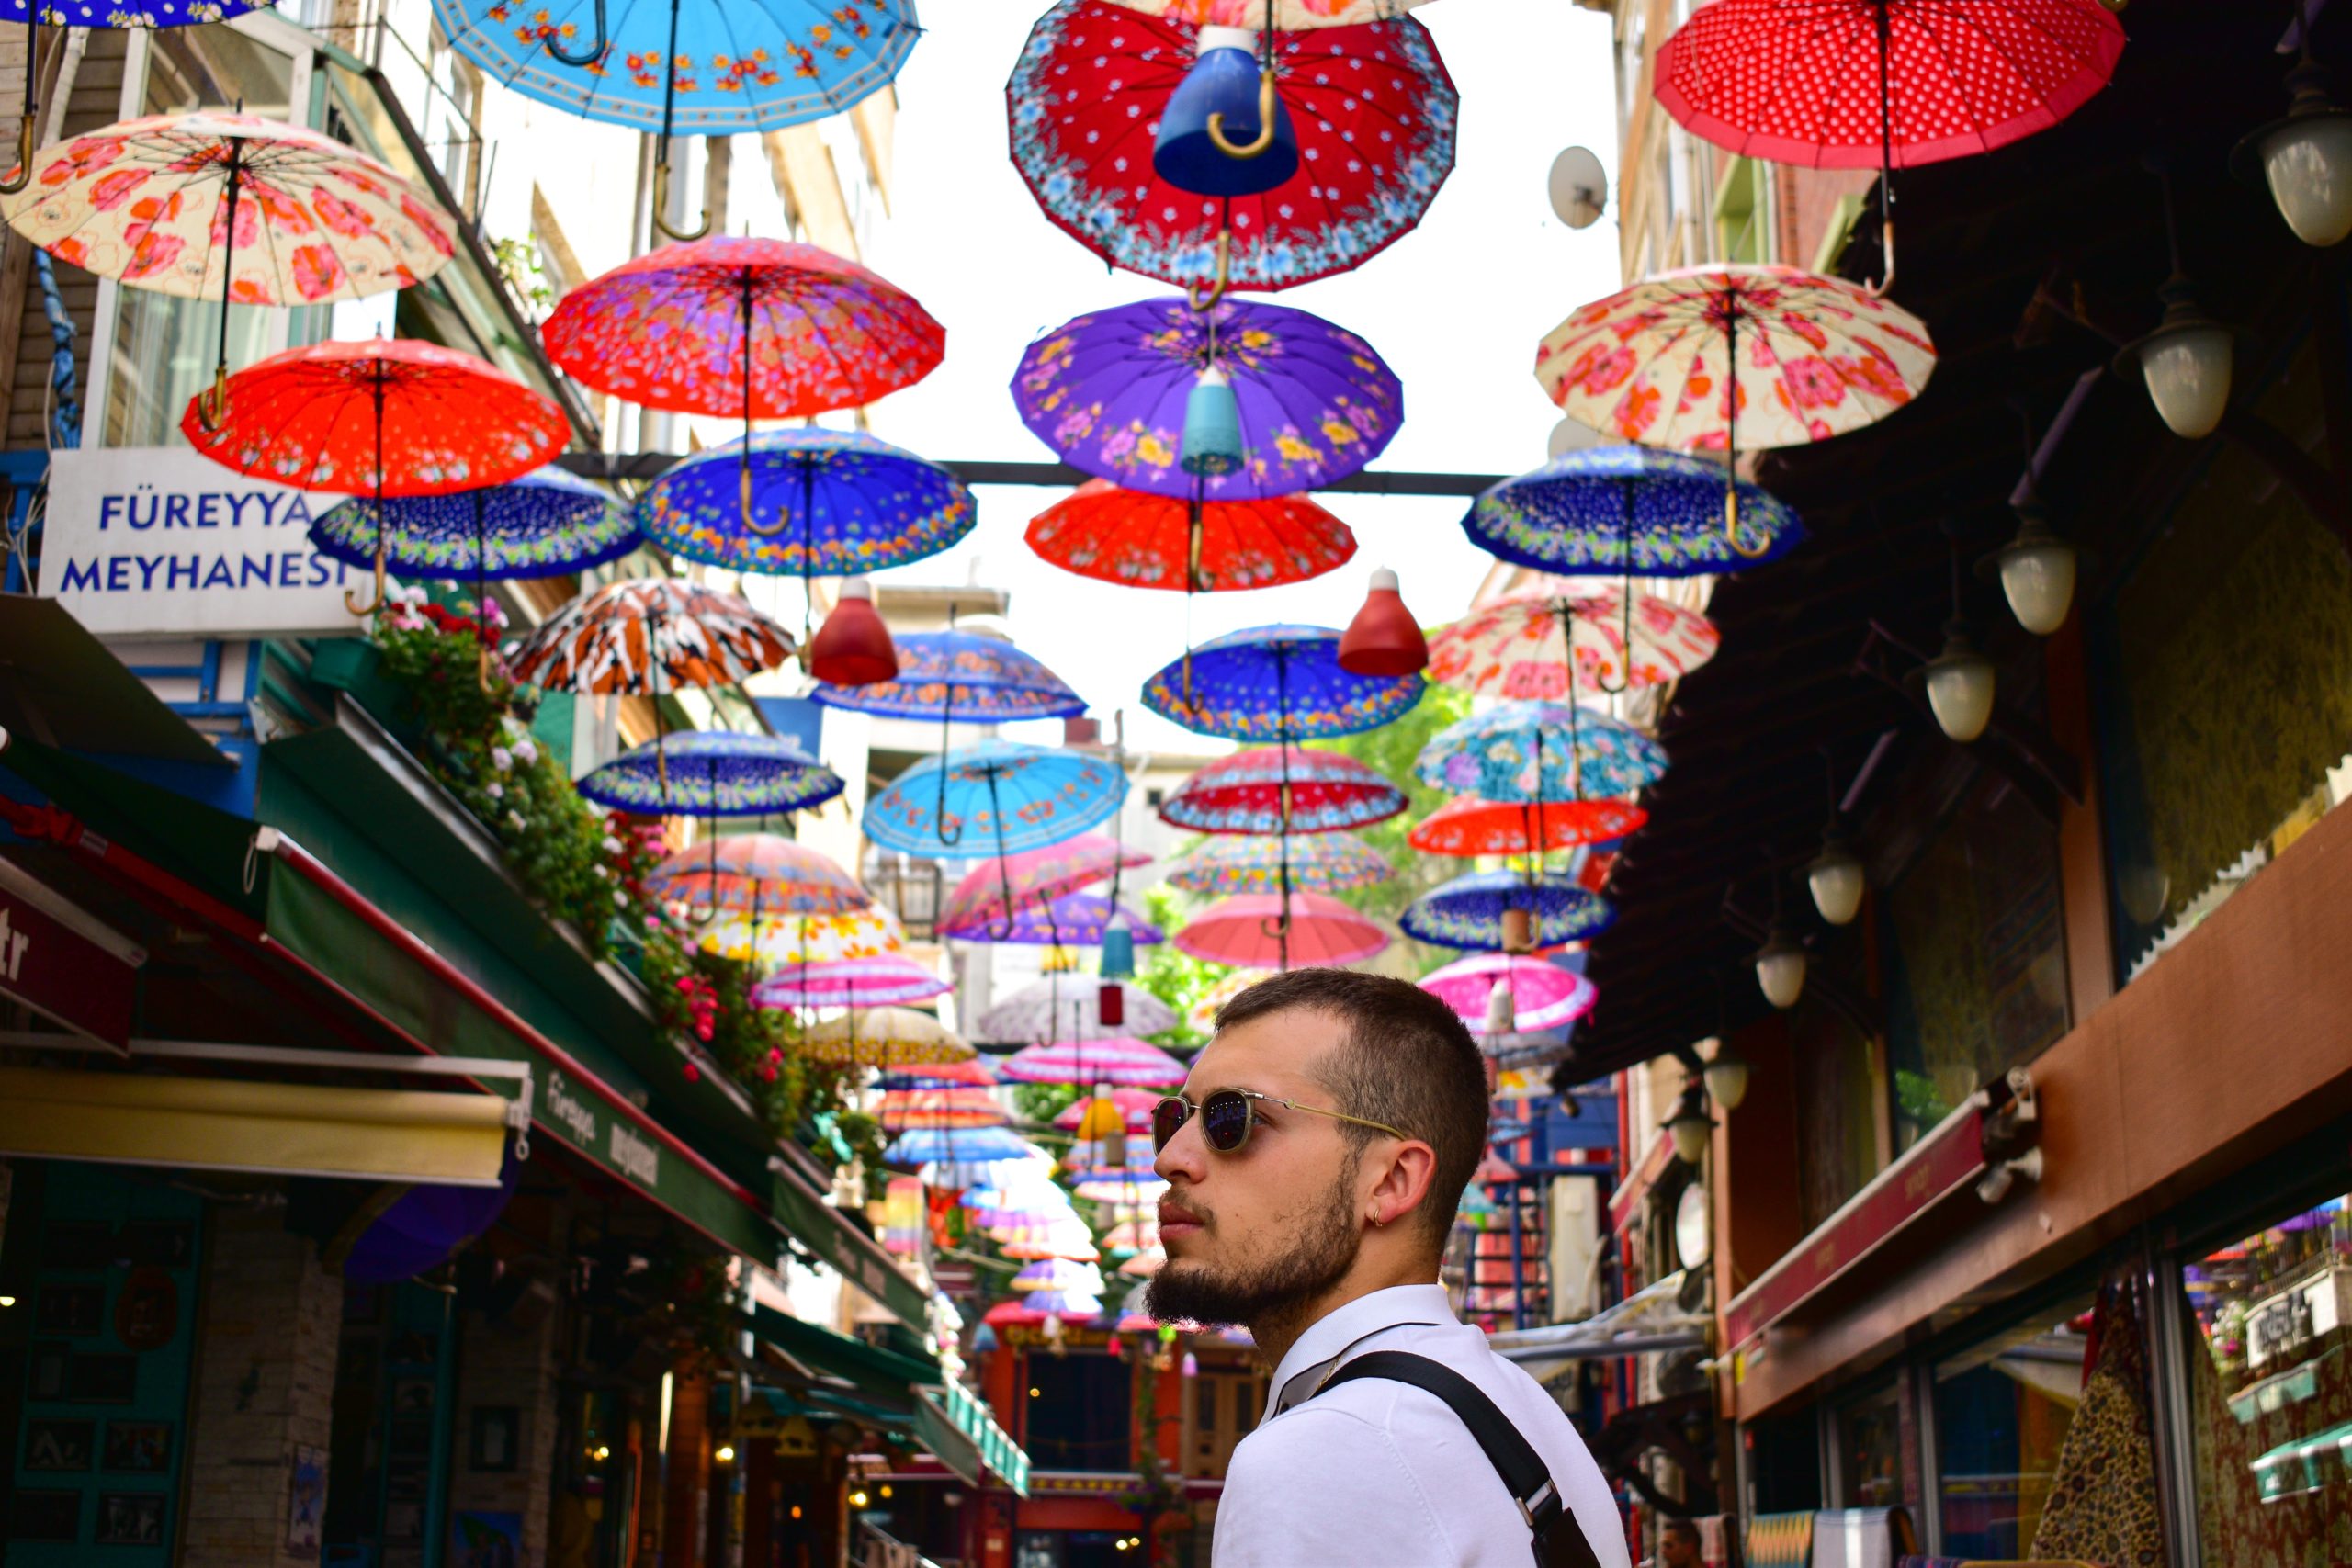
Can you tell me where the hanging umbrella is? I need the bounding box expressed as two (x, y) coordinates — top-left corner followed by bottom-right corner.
(865, 739), (1125, 859)
(1534, 265), (1935, 550)
(1160, 746), (1406, 834)
(1121, 1247), (1168, 1278)
(1427, 587), (1720, 700)
(1655, 0), (2124, 293)
(1419, 953), (1598, 1034)
(1417, 701), (1669, 803)
(1099, 1214), (1160, 1253)
(936, 833), (1152, 935)
(1012, 1258), (1105, 1293)
(932, 1150), (1057, 1191)
(578, 731), (843, 818)
(1408, 794), (1646, 857)
(886, 1124), (1033, 1167)
(1143, 625), (1421, 742)
(800, 1007), (973, 1068)
(978, 976), (1178, 1044)
(1186, 967), (1272, 1035)
(434, 0), (919, 238)
(1015, 297), (1402, 501)
(1069, 1168), (1170, 1204)
(1009, 1), (1455, 296)
(1053, 1087), (1161, 1134)
(879, 1055), (1000, 1089)
(1168, 831), (1389, 896)
(751, 954), (949, 1010)
(1462, 446), (1806, 577)
(943, 892), (1162, 949)
(811, 627), (1086, 726)
(876, 1089), (1008, 1134)
(1001, 1037), (1190, 1088)
(1174, 890), (1385, 969)
(1400, 871), (1615, 953)
(635, 430), (976, 643)
(702, 906), (902, 966)
(1102, 0), (1426, 26)
(647, 834), (869, 917)
(183, 338), (568, 616)
(506, 578), (794, 695)
(7, 113), (456, 423)
(1027, 478), (1357, 592)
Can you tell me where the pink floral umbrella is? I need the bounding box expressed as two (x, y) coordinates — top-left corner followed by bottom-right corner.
(1427, 587), (1719, 700)
(936, 833), (1153, 934)
(1000, 1038), (1190, 1088)
(749, 954), (948, 1010)
(1419, 953), (1598, 1034)
(1052, 1087), (1161, 1134)
(1535, 265), (1935, 551)
(1173, 891), (1386, 970)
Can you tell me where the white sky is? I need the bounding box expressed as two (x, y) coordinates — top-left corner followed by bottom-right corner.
(853, 0), (1624, 755)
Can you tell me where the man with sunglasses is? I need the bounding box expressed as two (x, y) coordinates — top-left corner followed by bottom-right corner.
(1148, 969), (1627, 1567)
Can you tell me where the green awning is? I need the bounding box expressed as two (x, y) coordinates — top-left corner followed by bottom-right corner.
(931, 1378), (1031, 1497)
(770, 1168), (932, 1330)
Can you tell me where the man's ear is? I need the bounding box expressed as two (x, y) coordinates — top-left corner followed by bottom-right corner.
(1363, 1139), (1440, 1230)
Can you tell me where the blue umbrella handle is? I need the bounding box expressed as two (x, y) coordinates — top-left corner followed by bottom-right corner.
(543, 0), (607, 67)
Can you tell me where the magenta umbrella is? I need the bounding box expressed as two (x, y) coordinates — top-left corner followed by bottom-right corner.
(936, 832), (1153, 934)
(750, 955), (951, 1011)
(1173, 891), (1386, 970)
(1000, 1037), (1190, 1088)
(1053, 1086), (1161, 1134)
(1419, 953), (1597, 1033)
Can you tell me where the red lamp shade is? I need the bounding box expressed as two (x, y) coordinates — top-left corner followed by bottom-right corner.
(808, 580), (899, 686)
(1097, 981), (1125, 1029)
(1338, 567), (1428, 677)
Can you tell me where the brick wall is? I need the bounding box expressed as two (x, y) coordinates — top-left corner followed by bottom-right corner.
(447, 1279), (567, 1563)
(180, 1202), (342, 1568)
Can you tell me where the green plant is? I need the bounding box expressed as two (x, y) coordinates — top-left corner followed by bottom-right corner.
(491, 235), (556, 311)
(1133, 884), (1228, 1050)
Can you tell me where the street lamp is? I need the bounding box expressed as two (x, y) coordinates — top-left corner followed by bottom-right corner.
(1754, 921), (1807, 1010)
(1663, 1084), (1714, 1166)
(2116, 163), (2235, 440)
(1986, 492), (2079, 637)
(1805, 822), (1867, 928)
(1920, 619), (1997, 743)
(1702, 1045), (1750, 1112)
(2234, 17), (2352, 248)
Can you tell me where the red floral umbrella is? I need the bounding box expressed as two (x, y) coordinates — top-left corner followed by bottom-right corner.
(182, 337), (567, 615)
(1027, 479), (1356, 592)
(1008, 0), (1456, 298)
(936, 832), (1152, 934)
(1159, 744), (1407, 835)
(1654, 0), (2124, 292)
(1408, 795), (1647, 858)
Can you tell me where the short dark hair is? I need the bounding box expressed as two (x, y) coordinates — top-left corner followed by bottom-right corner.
(1213, 969), (1487, 1250)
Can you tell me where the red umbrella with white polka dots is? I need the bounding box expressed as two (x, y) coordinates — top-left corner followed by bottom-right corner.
(1654, 0), (2125, 294)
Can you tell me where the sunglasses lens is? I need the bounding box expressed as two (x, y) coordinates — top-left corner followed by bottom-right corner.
(1151, 1098), (1188, 1152)
(1201, 1090), (1252, 1152)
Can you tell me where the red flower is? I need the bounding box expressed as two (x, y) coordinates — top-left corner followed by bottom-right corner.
(85, 168), (150, 211)
(289, 243), (349, 301)
(311, 187), (375, 239)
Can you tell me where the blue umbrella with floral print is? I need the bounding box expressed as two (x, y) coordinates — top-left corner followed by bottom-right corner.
(1415, 700), (1669, 803)
(1462, 446), (1806, 577)
(312, 466), (636, 581)
(577, 730), (843, 818)
(1012, 296), (1402, 502)
(1401, 870), (1616, 953)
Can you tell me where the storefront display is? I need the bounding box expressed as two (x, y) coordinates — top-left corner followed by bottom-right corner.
(1835, 1382), (1908, 1512)
(1931, 1293), (2089, 1558)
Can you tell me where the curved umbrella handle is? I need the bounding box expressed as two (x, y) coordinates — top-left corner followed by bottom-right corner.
(343, 535), (388, 617)
(1862, 216), (1896, 299)
(194, 366), (231, 433)
(0, 114), (33, 196)
(1185, 229), (1233, 314)
(542, 0), (607, 67)
(1724, 476), (1771, 560)
(1205, 68), (1279, 161)
(652, 157), (711, 242)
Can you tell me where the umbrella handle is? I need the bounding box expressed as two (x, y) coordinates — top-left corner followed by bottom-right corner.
(652, 158), (711, 242)
(543, 0), (607, 67)
(194, 366), (231, 433)
(0, 114), (30, 197)
(343, 536), (387, 617)
(1862, 216), (1896, 299)
(1205, 68), (1279, 160)
(1184, 229), (1232, 313)
(1724, 475), (1771, 560)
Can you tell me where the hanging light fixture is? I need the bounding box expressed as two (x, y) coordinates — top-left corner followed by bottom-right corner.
(1180, 367), (1245, 476)
(1753, 923), (1807, 1010)
(1909, 534), (1996, 744)
(1337, 567), (1429, 676)
(807, 578), (899, 685)
(2115, 162), (2235, 440)
(1663, 1083), (1714, 1165)
(1152, 28), (1299, 197)
(2233, 6), (2352, 248)
(1702, 1045), (1750, 1113)
(1099, 908), (1136, 982)
(1806, 823), (1867, 928)
(1985, 488), (2078, 637)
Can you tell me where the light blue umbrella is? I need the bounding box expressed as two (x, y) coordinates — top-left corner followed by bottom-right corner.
(1416, 700), (1669, 803)
(1462, 446), (1805, 577)
(865, 739), (1125, 857)
(1401, 870), (1616, 953)
(885, 1124), (1033, 1168)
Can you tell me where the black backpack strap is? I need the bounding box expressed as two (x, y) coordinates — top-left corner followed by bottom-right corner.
(1317, 1350), (1605, 1568)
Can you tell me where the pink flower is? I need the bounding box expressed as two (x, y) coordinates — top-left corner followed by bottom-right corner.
(1778, 356), (1848, 412)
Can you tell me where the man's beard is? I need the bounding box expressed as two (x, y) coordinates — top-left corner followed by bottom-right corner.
(1145, 1158), (1361, 1331)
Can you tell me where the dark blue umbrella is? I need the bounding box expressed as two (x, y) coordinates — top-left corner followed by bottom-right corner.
(577, 730), (843, 817)
(311, 464), (637, 581)
(1462, 446), (1805, 578)
(1401, 870), (1616, 953)
(810, 629), (1085, 724)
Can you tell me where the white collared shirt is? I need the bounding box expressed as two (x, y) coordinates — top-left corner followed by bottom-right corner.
(1211, 1284), (1631, 1568)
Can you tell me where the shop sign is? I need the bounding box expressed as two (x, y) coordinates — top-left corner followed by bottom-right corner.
(40, 448), (357, 638)
(2245, 1264), (2352, 1370)
(0, 866), (140, 1052)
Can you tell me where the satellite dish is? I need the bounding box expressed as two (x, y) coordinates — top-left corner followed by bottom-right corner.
(1548, 145), (1607, 230)
(1546, 417), (1605, 460)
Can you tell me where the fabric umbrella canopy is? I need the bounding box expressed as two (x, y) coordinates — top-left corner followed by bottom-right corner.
(1168, 831), (1389, 896)
(978, 976), (1178, 1043)
(1069, 1168), (1169, 1204)
(1186, 967), (1272, 1034)
(1419, 953), (1598, 1033)
(1121, 1247), (1167, 1278)
(183, 338), (568, 617)
(750, 954), (950, 1010)
(1655, 0), (2124, 292)
(1019, 1290), (1104, 1318)
(700, 906), (902, 966)
(9, 113), (456, 421)
(506, 579), (794, 695)
(648, 834), (868, 916)
(1400, 871), (1615, 952)
(1101, 0), (1426, 25)
(942, 892), (1162, 948)
(1009, 1), (1455, 294)
(811, 628), (1087, 724)
(578, 731), (842, 818)
(1053, 1087), (1161, 1134)
(312, 465), (634, 582)
(876, 1088), (1008, 1134)
(1027, 478), (1356, 592)
(1013, 297), (1402, 502)
(1463, 446), (1806, 577)
(1427, 587), (1719, 700)
(1408, 794), (1647, 857)
(1174, 891), (1386, 969)
(1012, 1258), (1104, 1292)
(865, 739), (1125, 856)
(800, 1006), (973, 1068)
(1000, 1038), (1190, 1088)
(936, 833), (1152, 935)
(1099, 1214), (1160, 1251)
(1416, 701), (1669, 802)
(1160, 746), (1407, 834)
(1142, 625), (1422, 741)
(878, 1055), (999, 1089)
(885, 1124), (1032, 1167)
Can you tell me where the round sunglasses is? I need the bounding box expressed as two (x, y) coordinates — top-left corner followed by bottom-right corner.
(1152, 1088), (1410, 1154)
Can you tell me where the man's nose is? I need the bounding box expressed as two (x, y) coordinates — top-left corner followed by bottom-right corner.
(1152, 1110), (1206, 1185)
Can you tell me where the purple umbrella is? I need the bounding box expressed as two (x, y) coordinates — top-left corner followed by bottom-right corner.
(750, 955), (953, 1010)
(1011, 296), (1402, 501)
(940, 891), (1163, 947)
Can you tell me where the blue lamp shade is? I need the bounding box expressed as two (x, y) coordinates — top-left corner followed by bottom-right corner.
(1099, 911), (1137, 980)
(1181, 368), (1246, 476)
(1152, 27), (1299, 197)
(973, 1323), (999, 1353)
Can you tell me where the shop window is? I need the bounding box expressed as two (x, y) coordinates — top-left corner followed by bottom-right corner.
(1882, 769), (2070, 1149)
(1834, 1382), (1910, 1512)
(1023, 1351), (1132, 1472)
(2177, 1191), (2352, 1562)
(1932, 1292), (2095, 1558)
(2093, 340), (2352, 987)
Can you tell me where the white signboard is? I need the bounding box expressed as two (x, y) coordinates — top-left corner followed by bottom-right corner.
(40, 447), (359, 638)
